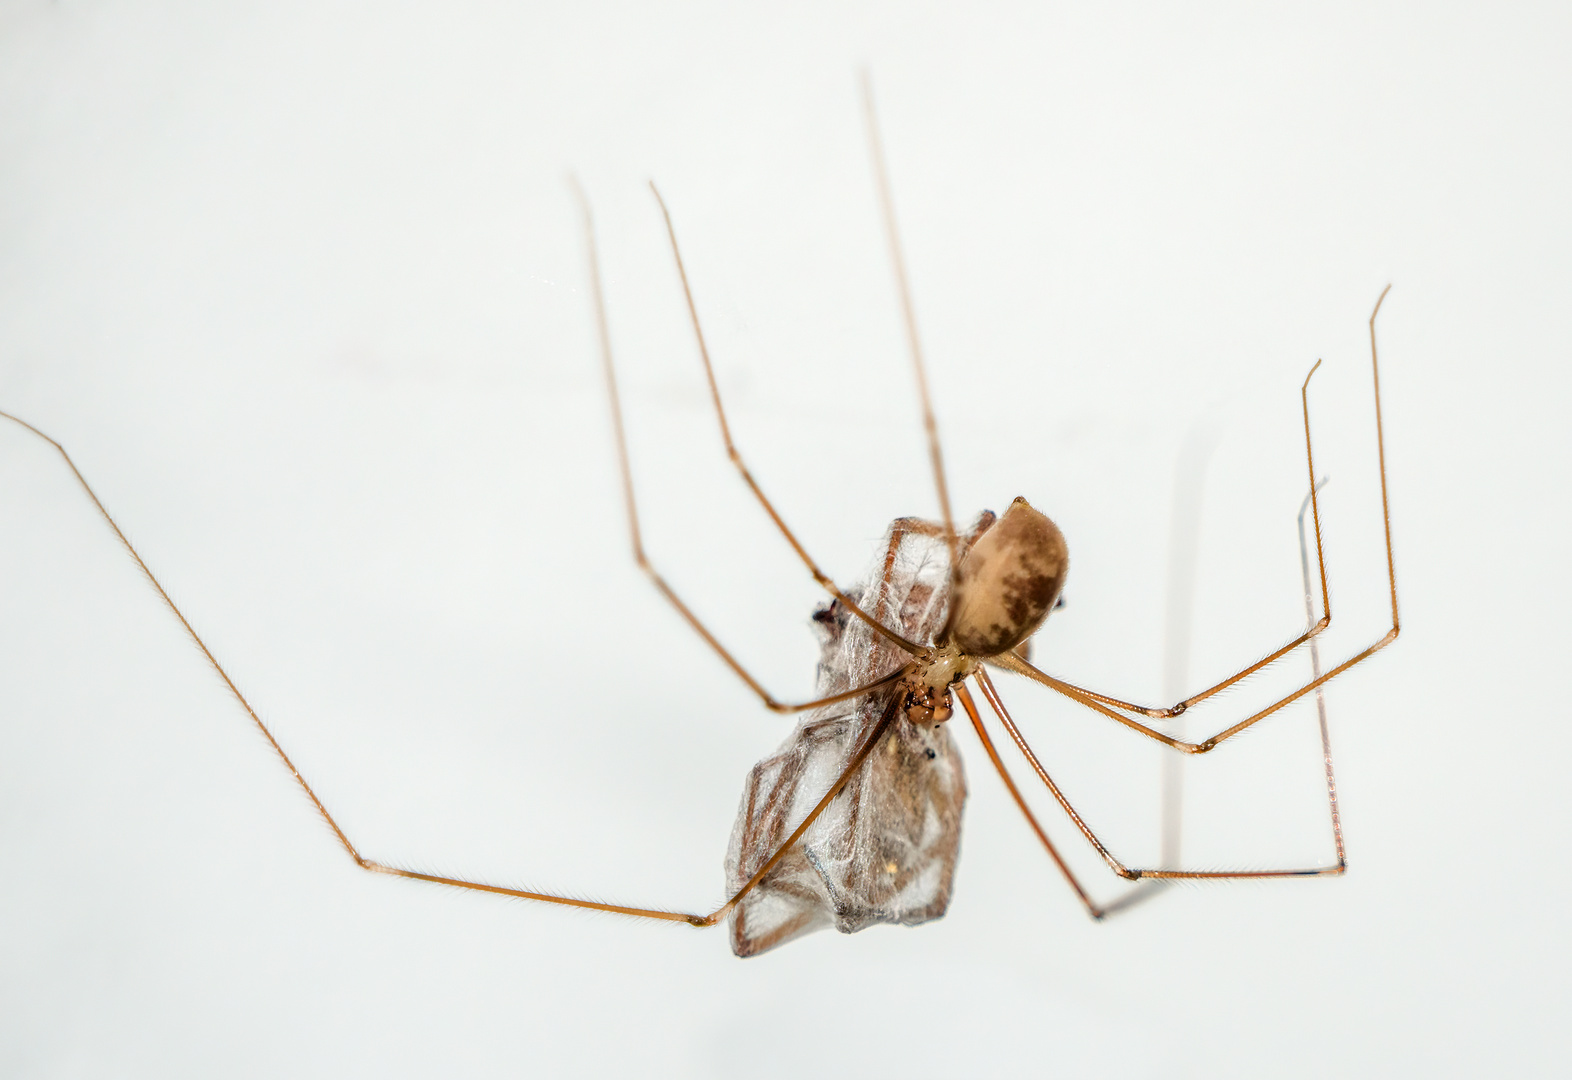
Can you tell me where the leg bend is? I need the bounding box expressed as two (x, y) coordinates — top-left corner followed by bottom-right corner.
(646, 181), (920, 658)
(975, 667), (1343, 885)
(573, 178), (914, 715)
(999, 287), (1400, 752)
(0, 408), (725, 926)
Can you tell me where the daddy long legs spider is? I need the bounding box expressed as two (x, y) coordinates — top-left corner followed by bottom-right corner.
(0, 80), (1399, 957)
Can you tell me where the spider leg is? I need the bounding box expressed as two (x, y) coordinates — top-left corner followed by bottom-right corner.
(974, 667), (1344, 887)
(1015, 354), (1336, 721)
(646, 182), (921, 657)
(390, 694), (904, 929)
(575, 179), (914, 714)
(999, 287), (1399, 750)
(0, 402), (917, 927)
(705, 695), (903, 927)
(860, 73), (962, 582)
(955, 682), (1160, 919)
(0, 409), (712, 925)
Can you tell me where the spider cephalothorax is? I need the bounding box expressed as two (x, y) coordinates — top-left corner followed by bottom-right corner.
(897, 498), (1069, 727)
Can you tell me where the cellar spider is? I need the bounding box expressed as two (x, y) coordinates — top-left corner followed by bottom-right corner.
(0, 79), (1400, 957)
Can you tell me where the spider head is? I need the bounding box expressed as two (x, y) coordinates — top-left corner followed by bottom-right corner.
(899, 677), (955, 725)
(898, 646), (972, 725)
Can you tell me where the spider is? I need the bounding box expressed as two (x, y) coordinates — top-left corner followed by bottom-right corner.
(0, 80), (1399, 958)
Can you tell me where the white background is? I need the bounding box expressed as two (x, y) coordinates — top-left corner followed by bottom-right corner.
(1, 2), (1567, 1076)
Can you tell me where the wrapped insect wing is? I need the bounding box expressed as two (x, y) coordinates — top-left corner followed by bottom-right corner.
(726, 518), (990, 956)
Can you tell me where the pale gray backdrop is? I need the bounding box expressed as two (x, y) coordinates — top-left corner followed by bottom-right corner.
(1, 2), (1566, 1077)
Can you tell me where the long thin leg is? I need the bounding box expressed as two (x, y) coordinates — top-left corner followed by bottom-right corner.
(705, 695), (903, 927)
(998, 287), (1400, 751)
(982, 478), (1345, 890)
(0, 408), (911, 929)
(573, 178), (912, 715)
(647, 182), (920, 657)
(1018, 355), (1337, 721)
(860, 73), (962, 583)
(0, 408), (702, 923)
(405, 692), (903, 929)
(975, 669), (1343, 882)
(959, 681), (1168, 918)
(954, 683), (1108, 918)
